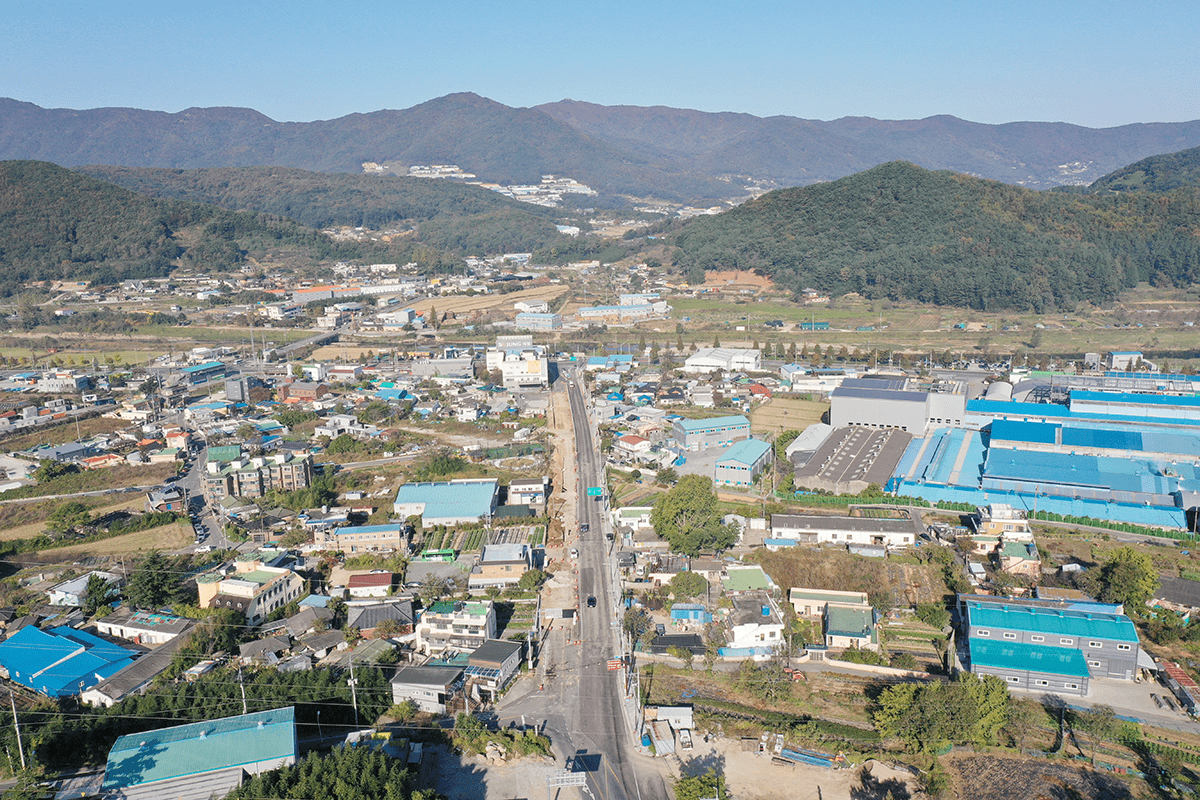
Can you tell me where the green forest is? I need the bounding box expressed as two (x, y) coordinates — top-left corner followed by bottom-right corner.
(0, 161), (462, 293)
(77, 164), (571, 254)
(667, 161), (1200, 311)
(1089, 144), (1200, 193)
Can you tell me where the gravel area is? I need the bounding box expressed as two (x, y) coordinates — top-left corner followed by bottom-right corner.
(424, 743), (576, 800)
(680, 737), (919, 800)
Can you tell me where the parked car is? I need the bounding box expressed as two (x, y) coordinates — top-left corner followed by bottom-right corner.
(678, 729), (693, 750)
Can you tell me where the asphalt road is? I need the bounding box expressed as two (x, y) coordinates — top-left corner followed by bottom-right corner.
(499, 369), (668, 800)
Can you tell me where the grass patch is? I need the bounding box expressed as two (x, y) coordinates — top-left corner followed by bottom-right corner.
(0, 416), (130, 451)
(26, 519), (192, 562)
(0, 495), (144, 538)
(0, 463), (176, 501)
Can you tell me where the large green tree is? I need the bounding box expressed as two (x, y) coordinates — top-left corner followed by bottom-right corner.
(873, 673), (1009, 753)
(1097, 546), (1159, 608)
(650, 475), (736, 556)
(674, 769), (726, 800)
(669, 570), (709, 600)
(125, 551), (187, 609)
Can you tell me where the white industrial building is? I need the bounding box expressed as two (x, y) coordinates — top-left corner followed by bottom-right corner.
(684, 348), (762, 374)
(830, 377), (966, 435)
(485, 338), (549, 389)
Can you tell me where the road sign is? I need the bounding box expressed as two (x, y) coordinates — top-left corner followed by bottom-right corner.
(547, 770), (588, 789)
(587, 487), (602, 497)
(607, 659), (623, 671)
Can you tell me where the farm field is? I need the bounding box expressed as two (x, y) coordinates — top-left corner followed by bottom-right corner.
(946, 754), (1136, 800)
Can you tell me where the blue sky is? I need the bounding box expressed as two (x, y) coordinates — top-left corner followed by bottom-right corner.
(2, 0), (1197, 128)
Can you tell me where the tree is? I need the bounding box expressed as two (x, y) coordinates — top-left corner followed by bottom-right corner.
(655, 466), (679, 485)
(666, 644), (695, 669)
(125, 551), (185, 609)
(518, 568), (547, 591)
(650, 475), (736, 556)
(623, 608), (654, 644)
(1004, 698), (1045, 750)
(669, 570), (709, 600)
(674, 769), (726, 800)
(47, 501), (92, 535)
(915, 602), (951, 630)
(1097, 546), (1159, 607)
(84, 572), (116, 616)
(872, 673), (1008, 753)
(1077, 704), (1119, 765)
(35, 459), (80, 483)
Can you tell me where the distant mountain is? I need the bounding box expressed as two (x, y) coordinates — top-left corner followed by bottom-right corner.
(7, 93), (1200, 204)
(1089, 144), (1200, 193)
(537, 99), (1200, 190)
(0, 94), (733, 203)
(75, 165), (568, 254)
(668, 161), (1200, 312)
(0, 160), (418, 293)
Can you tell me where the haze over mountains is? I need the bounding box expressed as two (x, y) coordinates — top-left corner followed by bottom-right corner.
(4, 93), (1200, 204)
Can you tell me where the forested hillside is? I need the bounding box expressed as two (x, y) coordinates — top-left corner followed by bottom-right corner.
(0, 161), (426, 294)
(669, 161), (1200, 311)
(75, 164), (569, 254)
(0, 94), (734, 203)
(1089, 145), (1200, 193)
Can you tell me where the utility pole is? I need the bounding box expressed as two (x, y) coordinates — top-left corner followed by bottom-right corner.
(348, 659), (360, 729)
(9, 692), (25, 769)
(238, 667), (247, 714)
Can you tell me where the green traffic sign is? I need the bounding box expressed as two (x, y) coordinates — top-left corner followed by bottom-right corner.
(587, 487), (602, 497)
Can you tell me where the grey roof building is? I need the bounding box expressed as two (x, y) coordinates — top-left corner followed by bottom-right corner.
(391, 665), (463, 714)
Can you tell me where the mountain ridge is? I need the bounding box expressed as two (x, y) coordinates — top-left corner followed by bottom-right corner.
(4, 94), (1200, 203)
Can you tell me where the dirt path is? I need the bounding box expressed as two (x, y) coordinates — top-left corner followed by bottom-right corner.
(546, 384), (577, 549)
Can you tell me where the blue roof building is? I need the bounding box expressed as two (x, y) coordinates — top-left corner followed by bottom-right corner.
(393, 479), (499, 525)
(963, 598), (1144, 688)
(714, 438), (773, 488)
(672, 415), (751, 452)
(0, 626), (136, 697)
(102, 707), (297, 795)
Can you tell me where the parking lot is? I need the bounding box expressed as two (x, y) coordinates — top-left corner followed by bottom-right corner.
(1022, 676), (1200, 735)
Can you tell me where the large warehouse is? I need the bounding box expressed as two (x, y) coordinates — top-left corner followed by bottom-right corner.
(829, 377), (967, 436)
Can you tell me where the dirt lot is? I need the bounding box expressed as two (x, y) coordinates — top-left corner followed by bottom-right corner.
(749, 396), (829, 435)
(423, 743), (576, 800)
(682, 738), (918, 800)
(408, 284), (570, 322)
(945, 754), (1136, 800)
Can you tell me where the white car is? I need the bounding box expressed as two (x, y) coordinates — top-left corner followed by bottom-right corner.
(195, 545), (213, 553)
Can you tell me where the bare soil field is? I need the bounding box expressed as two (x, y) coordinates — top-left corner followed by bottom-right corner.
(749, 396), (828, 435)
(702, 270), (777, 289)
(408, 284), (570, 321)
(683, 738), (917, 800)
(423, 743), (576, 800)
(945, 754), (1136, 800)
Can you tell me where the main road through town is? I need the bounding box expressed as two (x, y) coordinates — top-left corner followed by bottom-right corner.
(499, 366), (669, 800)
